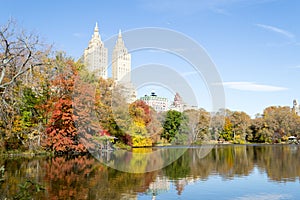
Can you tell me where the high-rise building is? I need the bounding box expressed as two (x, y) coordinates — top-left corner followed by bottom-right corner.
(84, 22), (108, 78)
(292, 99), (300, 115)
(112, 30), (136, 103)
(83, 23), (137, 103)
(112, 30), (131, 83)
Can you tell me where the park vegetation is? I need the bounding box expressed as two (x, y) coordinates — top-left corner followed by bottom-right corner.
(1, 20), (300, 155)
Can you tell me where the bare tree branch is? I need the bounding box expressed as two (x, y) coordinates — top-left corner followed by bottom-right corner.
(0, 19), (49, 96)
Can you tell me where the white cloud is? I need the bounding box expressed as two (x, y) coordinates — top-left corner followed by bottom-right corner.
(219, 81), (288, 92)
(234, 193), (291, 200)
(255, 23), (294, 39)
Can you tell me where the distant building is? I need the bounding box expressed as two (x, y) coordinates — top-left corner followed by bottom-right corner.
(112, 30), (136, 103)
(83, 23), (136, 103)
(112, 30), (131, 83)
(169, 92), (196, 112)
(84, 23), (108, 78)
(140, 91), (168, 112)
(292, 99), (300, 115)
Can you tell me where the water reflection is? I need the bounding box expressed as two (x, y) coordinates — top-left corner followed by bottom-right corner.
(0, 145), (300, 199)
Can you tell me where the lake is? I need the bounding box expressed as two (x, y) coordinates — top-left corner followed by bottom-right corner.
(1, 144), (300, 199)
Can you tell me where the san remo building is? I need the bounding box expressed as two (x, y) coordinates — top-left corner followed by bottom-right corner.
(83, 23), (136, 102)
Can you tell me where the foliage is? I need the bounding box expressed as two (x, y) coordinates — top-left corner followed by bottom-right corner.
(219, 117), (233, 141)
(45, 98), (85, 153)
(229, 111), (251, 141)
(0, 20), (50, 151)
(0, 19), (48, 95)
(43, 56), (86, 154)
(95, 78), (125, 140)
(184, 108), (211, 143)
(210, 109), (226, 140)
(3, 20), (300, 153)
(131, 134), (152, 147)
(248, 106), (300, 143)
(161, 110), (188, 144)
(129, 100), (151, 126)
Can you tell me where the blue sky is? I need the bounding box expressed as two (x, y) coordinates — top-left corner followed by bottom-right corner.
(1, 0), (300, 117)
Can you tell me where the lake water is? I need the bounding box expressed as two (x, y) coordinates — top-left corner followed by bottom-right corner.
(1, 144), (300, 199)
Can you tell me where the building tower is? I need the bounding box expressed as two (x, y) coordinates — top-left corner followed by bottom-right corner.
(293, 99), (300, 115)
(112, 30), (131, 83)
(84, 22), (108, 78)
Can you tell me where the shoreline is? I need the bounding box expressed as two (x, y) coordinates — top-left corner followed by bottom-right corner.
(1, 142), (297, 158)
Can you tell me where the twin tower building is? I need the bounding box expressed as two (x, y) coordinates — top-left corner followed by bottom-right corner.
(83, 23), (191, 112)
(83, 22), (131, 83)
(83, 23), (136, 102)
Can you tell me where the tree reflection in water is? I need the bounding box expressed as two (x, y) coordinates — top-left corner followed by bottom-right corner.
(0, 145), (300, 199)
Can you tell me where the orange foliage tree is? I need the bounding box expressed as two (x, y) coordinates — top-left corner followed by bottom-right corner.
(43, 54), (86, 154)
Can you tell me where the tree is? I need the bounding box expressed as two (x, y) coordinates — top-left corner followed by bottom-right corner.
(45, 98), (85, 153)
(219, 117), (233, 141)
(229, 111), (251, 142)
(0, 20), (50, 151)
(43, 55), (86, 153)
(249, 106), (300, 143)
(210, 109), (226, 140)
(183, 109), (199, 142)
(263, 106), (298, 139)
(129, 100), (151, 126)
(161, 110), (188, 144)
(94, 78), (126, 140)
(0, 20), (48, 94)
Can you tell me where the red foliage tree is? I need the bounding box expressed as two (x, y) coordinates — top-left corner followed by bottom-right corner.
(45, 98), (86, 153)
(43, 56), (87, 154)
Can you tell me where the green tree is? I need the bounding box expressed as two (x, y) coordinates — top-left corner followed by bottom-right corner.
(161, 110), (188, 144)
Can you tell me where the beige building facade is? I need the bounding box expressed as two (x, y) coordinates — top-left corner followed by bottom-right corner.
(84, 23), (108, 78)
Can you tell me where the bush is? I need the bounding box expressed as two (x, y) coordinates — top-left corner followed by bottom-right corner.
(131, 135), (152, 147)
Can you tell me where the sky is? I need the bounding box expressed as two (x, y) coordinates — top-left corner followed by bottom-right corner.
(1, 0), (300, 117)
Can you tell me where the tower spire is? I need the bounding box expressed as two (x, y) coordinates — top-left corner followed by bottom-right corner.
(95, 22), (99, 32)
(118, 29), (122, 38)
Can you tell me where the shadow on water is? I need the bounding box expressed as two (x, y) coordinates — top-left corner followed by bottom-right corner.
(1, 144), (300, 199)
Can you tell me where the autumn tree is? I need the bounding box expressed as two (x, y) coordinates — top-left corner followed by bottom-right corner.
(248, 106), (300, 143)
(0, 20), (48, 96)
(146, 109), (163, 143)
(210, 109), (225, 140)
(219, 117), (233, 141)
(184, 108), (211, 143)
(248, 117), (272, 143)
(94, 78), (127, 140)
(263, 106), (300, 139)
(0, 20), (50, 151)
(44, 54), (86, 153)
(228, 111), (251, 143)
